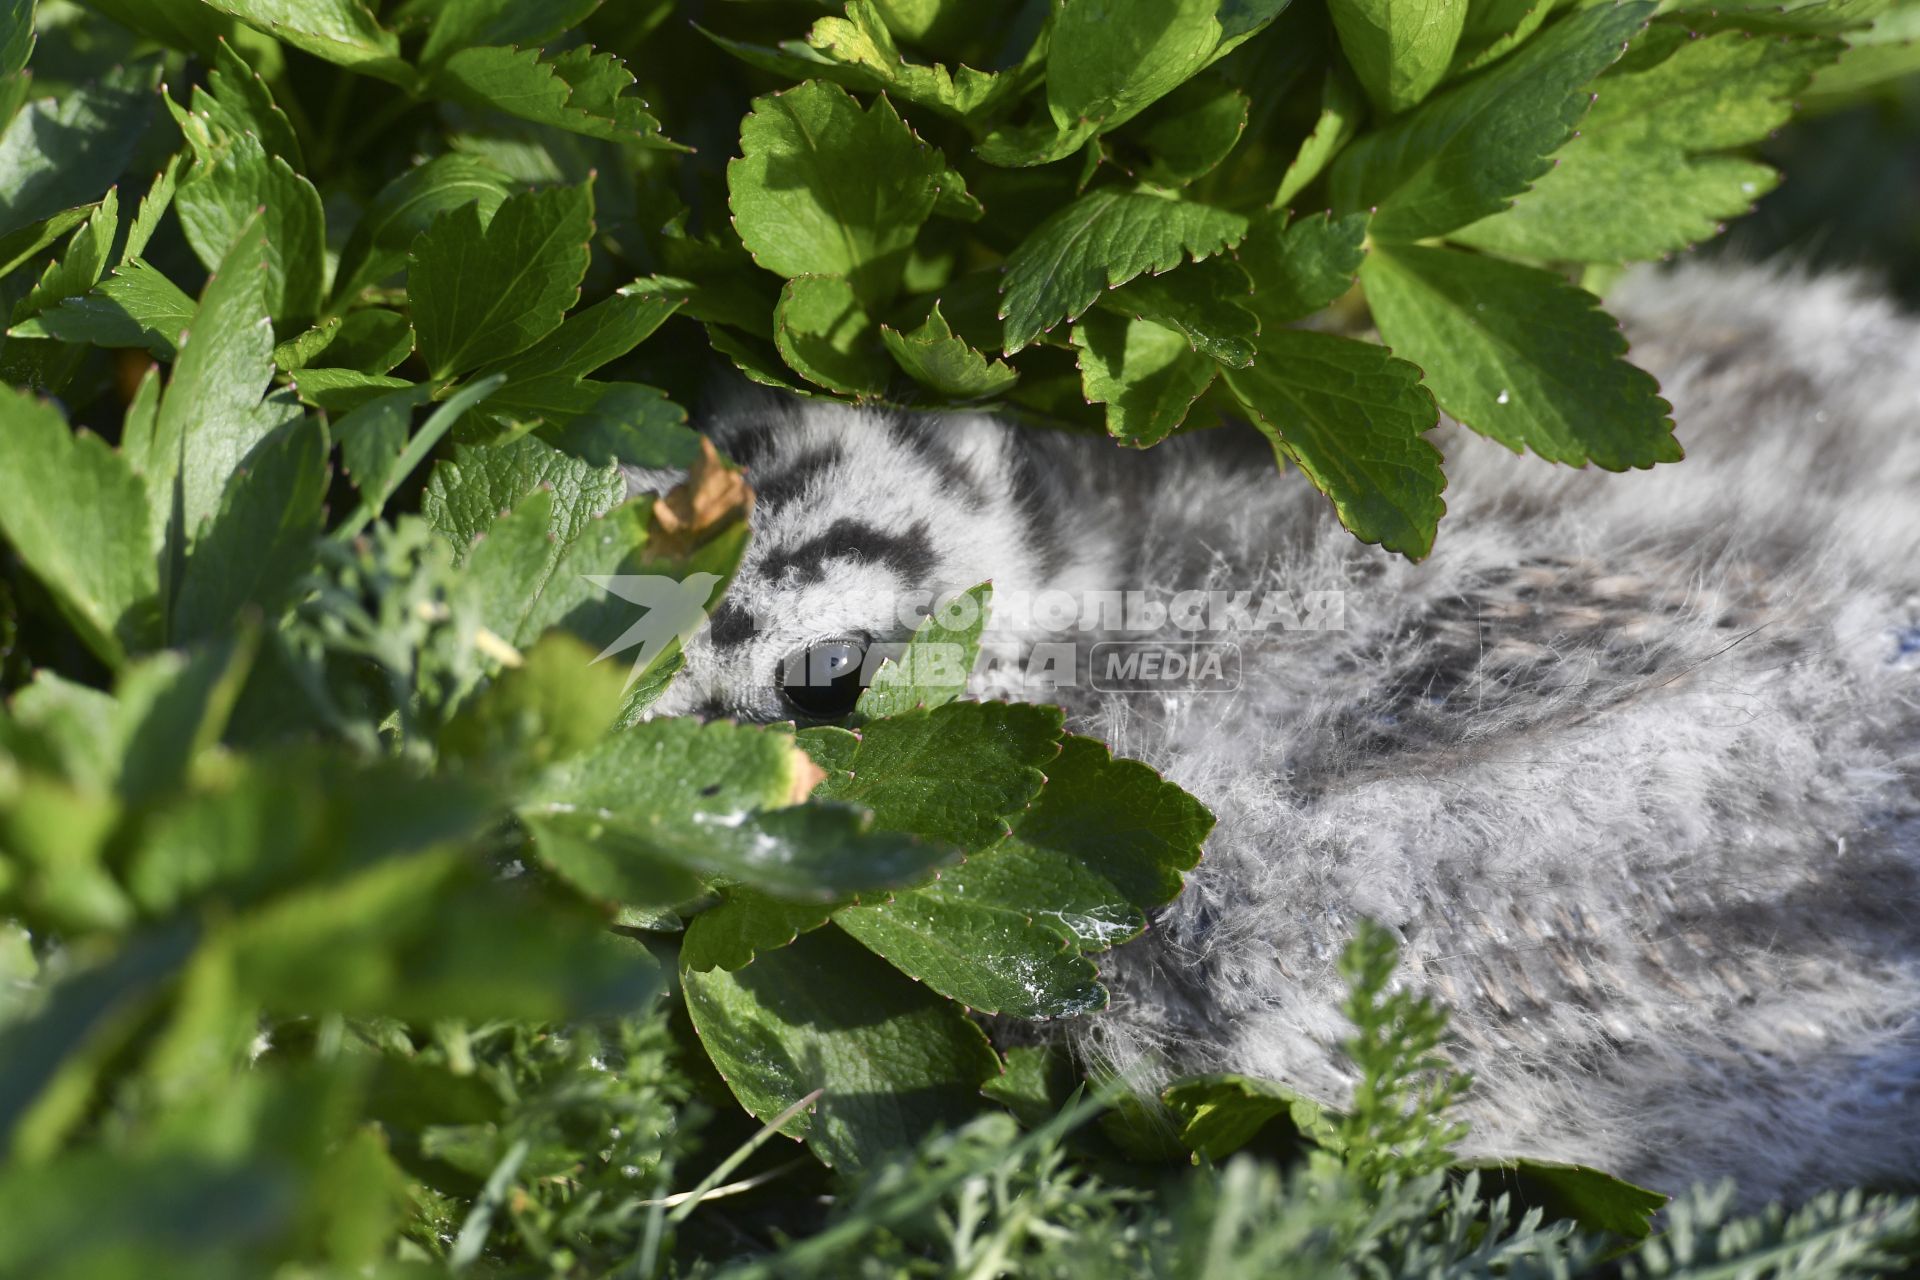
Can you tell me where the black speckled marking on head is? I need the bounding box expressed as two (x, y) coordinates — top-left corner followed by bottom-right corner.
(759, 517), (939, 586)
(753, 442), (845, 510)
(1007, 441), (1072, 579)
(885, 412), (985, 504)
(706, 598), (756, 649)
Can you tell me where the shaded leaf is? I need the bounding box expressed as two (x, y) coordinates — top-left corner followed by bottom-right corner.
(681, 890), (837, 973)
(857, 581), (993, 720)
(682, 924), (999, 1168)
(1330, 2), (1650, 241)
(434, 44), (673, 146)
(1237, 209), (1367, 328)
(1273, 63), (1366, 209)
(173, 127), (327, 326)
(172, 417), (329, 644)
(1100, 255), (1259, 367)
(774, 274), (889, 396)
(880, 303), (1018, 399)
(1361, 242), (1679, 469)
(1328, 0), (1469, 115)
(24, 258), (195, 358)
(1132, 76), (1251, 187)
(999, 187), (1248, 353)
(729, 80), (947, 306)
(0, 62), (155, 241)
(0, 386), (157, 665)
(1222, 328), (1445, 558)
(198, 0), (408, 81)
(1072, 310), (1216, 446)
(408, 181), (594, 380)
(1164, 1072), (1340, 1159)
(1453, 30), (1841, 260)
(835, 895), (1104, 1017)
(332, 154), (513, 308)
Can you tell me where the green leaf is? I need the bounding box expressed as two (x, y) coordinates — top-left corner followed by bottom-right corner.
(1272, 64), (1366, 209)
(1361, 242), (1680, 469)
(1675, 0), (1890, 33)
(1132, 77), (1251, 186)
(408, 181), (594, 380)
(1328, 0), (1469, 115)
(110, 633), (259, 808)
(173, 129), (328, 326)
(449, 483), (623, 646)
(523, 718), (957, 901)
(221, 847), (660, 1023)
(285, 367), (412, 414)
(800, 1), (1009, 121)
(1329, 2), (1651, 241)
(0, 206), (95, 282)
(0, 62), (155, 241)
(199, 38), (303, 169)
(926, 733), (1210, 952)
(522, 812), (704, 912)
(434, 44), (672, 146)
(1222, 329), (1446, 558)
(681, 890), (837, 972)
(274, 308), (412, 374)
(1451, 0), (1557, 73)
(422, 432), (627, 555)
(999, 187), (1248, 353)
(172, 416), (328, 644)
(1072, 310), (1217, 446)
(835, 728), (1210, 1013)
(1465, 1158), (1666, 1238)
(463, 284), (685, 438)
(148, 217), (303, 579)
(1237, 210), (1367, 328)
(1163, 1072), (1339, 1159)
(802, 700), (1063, 852)
(0, 0), (31, 77)
(338, 374), (504, 538)
(681, 924), (999, 1168)
(75, 0), (237, 59)
(1047, 0), (1287, 136)
(0, 386), (158, 665)
(123, 153), (180, 262)
(478, 284), (681, 388)
(196, 0), (408, 81)
(417, 0), (600, 66)
(1099, 255), (1259, 367)
(332, 154), (513, 308)
(728, 80), (946, 306)
(975, 116), (1100, 169)
(1452, 31), (1841, 261)
(0, 926), (196, 1153)
(440, 632), (625, 772)
(707, 323), (810, 394)
(857, 581), (993, 720)
(332, 382), (431, 501)
(1807, 2), (1920, 99)
(835, 895), (1104, 1017)
(12, 187), (118, 323)
(24, 258), (195, 357)
(774, 275), (890, 396)
(880, 303), (1018, 400)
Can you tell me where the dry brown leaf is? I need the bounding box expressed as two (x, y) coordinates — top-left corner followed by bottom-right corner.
(650, 436), (754, 558)
(783, 745), (829, 806)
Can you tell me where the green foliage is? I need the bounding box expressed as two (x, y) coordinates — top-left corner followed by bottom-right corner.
(0, 1), (1916, 1274)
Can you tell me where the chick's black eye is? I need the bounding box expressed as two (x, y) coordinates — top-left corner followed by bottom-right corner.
(778, 636), (870, 720)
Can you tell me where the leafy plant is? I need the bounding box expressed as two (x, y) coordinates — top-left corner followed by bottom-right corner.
(1, 0), (1918, 1274)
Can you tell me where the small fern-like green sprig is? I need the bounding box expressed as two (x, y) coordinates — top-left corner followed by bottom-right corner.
(1334, 918), (1473, 1184)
